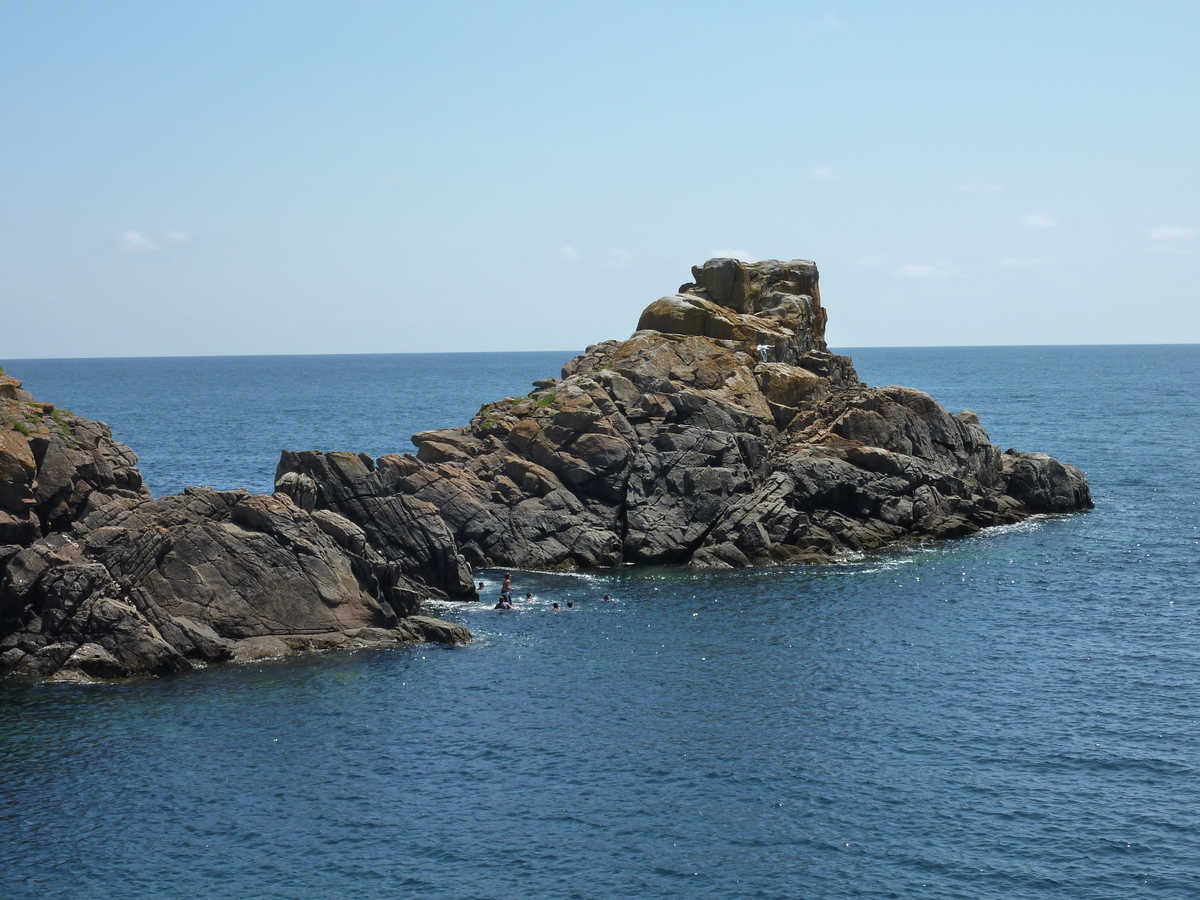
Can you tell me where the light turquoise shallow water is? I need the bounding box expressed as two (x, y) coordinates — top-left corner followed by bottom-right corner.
(2, 345), (1198, 899)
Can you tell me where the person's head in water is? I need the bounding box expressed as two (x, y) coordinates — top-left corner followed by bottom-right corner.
(478, 582), (485, 591)
(526, 592), (533, 600)
(567, 602), (573, 609)
(552, 602), (560, 610)
(602, 594), (612, 601)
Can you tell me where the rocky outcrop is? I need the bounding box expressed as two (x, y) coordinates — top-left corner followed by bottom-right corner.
(0, 372), (470, 681)
(274, 450), (477, 598)
(0, 256), (1092, 676)
(277, 258), (1091, 579)
(1, 373), (149, 551)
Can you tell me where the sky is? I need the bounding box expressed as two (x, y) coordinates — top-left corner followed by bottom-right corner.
(1, 1), (1198, 358)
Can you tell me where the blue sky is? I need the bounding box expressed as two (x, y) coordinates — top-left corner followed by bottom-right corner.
(2, 1), (1197, 357)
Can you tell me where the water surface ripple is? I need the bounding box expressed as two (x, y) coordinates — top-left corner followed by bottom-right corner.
(3, 345), (1199, 899)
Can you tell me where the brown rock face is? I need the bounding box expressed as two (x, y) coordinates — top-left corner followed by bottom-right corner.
(648, 257), (829, 363)
(0, 373), (150, 547)
(0, 375), (470, 681)
(277, 258), (1091, 579)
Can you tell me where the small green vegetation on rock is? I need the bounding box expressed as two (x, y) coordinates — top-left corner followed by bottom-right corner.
(536, 393), (556, 408)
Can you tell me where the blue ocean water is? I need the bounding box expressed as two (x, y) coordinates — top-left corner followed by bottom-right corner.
(2, 352), (580, 498)
(2, 345), (1199, 900)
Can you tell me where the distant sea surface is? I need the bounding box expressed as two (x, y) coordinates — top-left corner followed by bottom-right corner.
(3, 345), (1199, 900)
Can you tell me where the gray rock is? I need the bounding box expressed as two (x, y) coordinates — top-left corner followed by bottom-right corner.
(1002, 450), (1093, 513)
(0, 459), (472, 678)
(276, 258), (1090, 574)
(2, 257), (1088, 678)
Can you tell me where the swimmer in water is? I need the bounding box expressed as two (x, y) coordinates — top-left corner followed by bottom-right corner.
(525, 592), (535, 601)
(552, 602), (561, 611)
(601, 593), (614, 601)
(502, 572), (512, 593)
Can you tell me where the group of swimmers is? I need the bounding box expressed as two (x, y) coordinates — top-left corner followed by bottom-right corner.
(484, 573), (615, 611)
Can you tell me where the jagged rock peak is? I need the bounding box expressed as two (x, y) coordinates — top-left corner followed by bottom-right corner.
(637, 258), (828, 365)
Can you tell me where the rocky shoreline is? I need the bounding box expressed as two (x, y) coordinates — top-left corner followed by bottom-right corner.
(0, 376), (470, 681)
(0, 257), (1091, 680)
(275, 258), (1091, 589)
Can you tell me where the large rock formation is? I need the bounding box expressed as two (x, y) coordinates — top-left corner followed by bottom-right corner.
(0, 372), (469, 681)
(277, 258), (1091, 580)
(0, 256), (1092, 677)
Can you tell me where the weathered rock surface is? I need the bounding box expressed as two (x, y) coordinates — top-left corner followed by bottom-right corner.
(0, 373), (149, 549)
(0, 373), (470, 681)
(277, 258), (1092, 579)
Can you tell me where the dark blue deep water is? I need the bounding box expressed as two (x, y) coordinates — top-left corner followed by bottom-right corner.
(2, 346), (1199, 899)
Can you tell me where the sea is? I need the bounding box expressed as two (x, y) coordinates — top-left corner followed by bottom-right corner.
(1, 345), (1198, 900)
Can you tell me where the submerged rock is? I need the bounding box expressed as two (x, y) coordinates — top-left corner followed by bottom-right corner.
(278, 258), (1092, 577)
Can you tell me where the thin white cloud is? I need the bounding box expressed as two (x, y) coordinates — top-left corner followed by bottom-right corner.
(998, 255), (1053, 268)
(603, 248), (636, 268)
(1147, 225), (1197, 242)
(1021, 211), (1059, 229)
(854, 254), (890, 267)
(118, 230), (159, 252)
(117, 229), (192, 252)
(810, 166), (836, 181)
(559, 245), (582, 262)
(1146, 225), (1197, 255)
(896, 259), (962, 279)
(712, 249), (757, 262)
(959, 183), (1003, 194)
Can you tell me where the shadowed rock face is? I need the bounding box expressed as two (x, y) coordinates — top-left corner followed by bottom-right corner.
(0, 374), (469, 681)
(276, 258), (1092, 582)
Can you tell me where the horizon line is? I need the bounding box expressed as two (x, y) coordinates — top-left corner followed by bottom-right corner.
(2, 341), (1199, 364)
